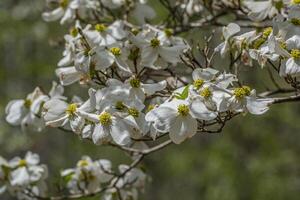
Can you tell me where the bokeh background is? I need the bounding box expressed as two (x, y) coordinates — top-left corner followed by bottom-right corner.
(1, 0), (300, 199)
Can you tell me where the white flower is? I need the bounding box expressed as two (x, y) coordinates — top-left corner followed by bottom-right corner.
(192, 68), (236, 90)
(58, 28), (80, 67)
(42, 0), (74, 24)
(61, 156), (112, 194)
(8, 152), (48, 195)
(215, 23), (240, 57)
(78, 110), (132, 145)
(226, 86), (273, 115)
(106, 78), (167, 102)
(146, 99), (197, 144)
(103, 45), (132, 73)
(104, 164), (146, 200)
(279, 35), (300, 76)
(131, 1), (156, 25)
(84, 21), (127, 47)
(270, 34), (300, 76)
(116, 164), (146, 189)
(130, 30), (188, 67)
(244, 0), (280, 22)
(56, 66), (90, 86)
(5, 87), (48, 132)
(42, 0), (99, 24)
(189, 86), (220, 120)
(43, 88), (96, 133)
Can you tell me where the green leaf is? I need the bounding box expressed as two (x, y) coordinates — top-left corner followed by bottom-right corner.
(175, 85), (190, 100)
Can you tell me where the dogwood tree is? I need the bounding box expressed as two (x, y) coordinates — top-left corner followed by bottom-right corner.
(2, 0), (300, 199)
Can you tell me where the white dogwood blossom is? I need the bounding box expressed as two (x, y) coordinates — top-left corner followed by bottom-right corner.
(61, 156), (112, 194)
(271, 35), (300, 76)
(6, 152), (48, 199)
(215, 23), (241, 57)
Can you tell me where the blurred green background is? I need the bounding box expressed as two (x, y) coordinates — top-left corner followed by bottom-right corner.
(1, 0), (300, 199)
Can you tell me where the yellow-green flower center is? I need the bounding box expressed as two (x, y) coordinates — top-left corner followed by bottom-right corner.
(146, 104), (155, 113)
(193, 79), (204, 89)
(274, 1), (284, 10)
(98, 112), (112, 126)
(129, 78), (141, 88)
(291, 18), (300, 26)
(233, 86), (251, 99)
(292, 0), (300, 4)
(150, 38), (160, 48)
(280, 41), (287, 50)
(70, 27), (78, 37)
(115, 101), (126, 111)
(24, 99), (32, 109)
(95, 24), (107, 32)
(131, 28), (139, 35)
(164, 29), (173, 37)
(18, 159), (27, 167)
(251, 27), (272, 49)
(177, 104), (189, 117)
(200, 87), (212, 98)
(77, 159), (89, 167)
(262, 27), (272, 39)
(110, 47), (121, 56)
(65, 103), (77, 116)
(252, 38), (266, 49)
(291, 49), (300, 59)
(128, 108), (139, 118)
(60, 0), (69, 8)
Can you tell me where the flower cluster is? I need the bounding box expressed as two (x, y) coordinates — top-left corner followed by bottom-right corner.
(214, 1), (300, 77)
(61, 156), (146, 199)
(146, 68), (272, 144)
(4, 0), (300, 199)
(0, 153), (146, 200)
(0, 152), (48, 199)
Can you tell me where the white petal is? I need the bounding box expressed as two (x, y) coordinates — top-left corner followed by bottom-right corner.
(94, 50), (115, 70)
(70, 116), (85, 134)
(190, 98), (218, 120)
(169, 115), (197, 144)
(55, 67), (82, 86)
(244, 1), (270, 21)
(42, 7), (64, 22)
(43, 99), (68, 122)
(11, 167), (30, 186)
(58, 51), (73, 67)
(159, 45), (185, 64)
(223, 23), (240, 39)
(140, 46), (158, 67)
(286, 35), (300, 50)
(283, 58), (300, 76)
(132, 3), (156, 24)
(108, 20), (127, 39)
(192, 68), (219, 81)
(110, 118), (132, 146)
(25, 152), (40, 165)
(5, 100), (26, 125)
(142, 80), (167, 96)
(145, 106), (177, 133)
(92, 124), (110, 144)
(246, 97), (272, 115)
